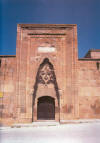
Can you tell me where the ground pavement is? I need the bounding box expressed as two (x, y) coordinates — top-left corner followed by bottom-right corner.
(0, 121), (100, 143)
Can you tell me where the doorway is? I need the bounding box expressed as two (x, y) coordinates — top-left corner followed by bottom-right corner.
(37, 96), (55, 120)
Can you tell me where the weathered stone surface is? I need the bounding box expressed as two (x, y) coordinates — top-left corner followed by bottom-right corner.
(0, 24), (100, 126)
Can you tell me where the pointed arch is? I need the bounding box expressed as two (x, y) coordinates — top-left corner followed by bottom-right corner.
(33, 58), (59, 105)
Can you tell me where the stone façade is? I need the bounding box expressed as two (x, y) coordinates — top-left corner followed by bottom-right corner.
(0, 24), (100, 126)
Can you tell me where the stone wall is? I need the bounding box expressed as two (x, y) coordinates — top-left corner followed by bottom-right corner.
(15, 24), (78, 123)
(0, 56), (17, 125)
(0, 24), (100, 126)
(78, 59), (100, 119)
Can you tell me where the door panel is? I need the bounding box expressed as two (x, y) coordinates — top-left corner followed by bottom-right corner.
(37, 96), (55, 120)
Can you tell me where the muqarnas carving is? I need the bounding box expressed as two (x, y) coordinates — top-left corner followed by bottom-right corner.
(33, 58), (59, 105)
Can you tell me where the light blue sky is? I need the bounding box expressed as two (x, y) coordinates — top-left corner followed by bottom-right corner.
(0, 0), (100, 58)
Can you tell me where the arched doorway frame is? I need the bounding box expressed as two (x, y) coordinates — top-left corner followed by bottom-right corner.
(33, 95), (59, 121)
(32, 58), (60, 122)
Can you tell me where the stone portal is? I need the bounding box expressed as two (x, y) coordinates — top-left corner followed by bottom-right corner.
(1, 24), (100, 126)
(33, 58), (59, 121)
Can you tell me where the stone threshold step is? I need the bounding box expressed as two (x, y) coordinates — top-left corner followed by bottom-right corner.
(11, 121), (60, 128)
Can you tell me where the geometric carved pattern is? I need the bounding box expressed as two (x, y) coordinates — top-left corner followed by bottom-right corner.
(33, 58), (59, 105)
(38, 61), (54, 85)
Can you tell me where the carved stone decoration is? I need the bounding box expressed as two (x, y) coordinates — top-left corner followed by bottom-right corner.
(33, 58), (59, 105)
(38, 63), (54, 85)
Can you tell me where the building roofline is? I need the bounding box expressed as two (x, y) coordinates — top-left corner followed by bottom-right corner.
(84, 49), (100, 58)
(79, 58), (100, 61)
(89, 49), (100, 52)
(17, 24), (77, 29)
(0, 55), (16, 58)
